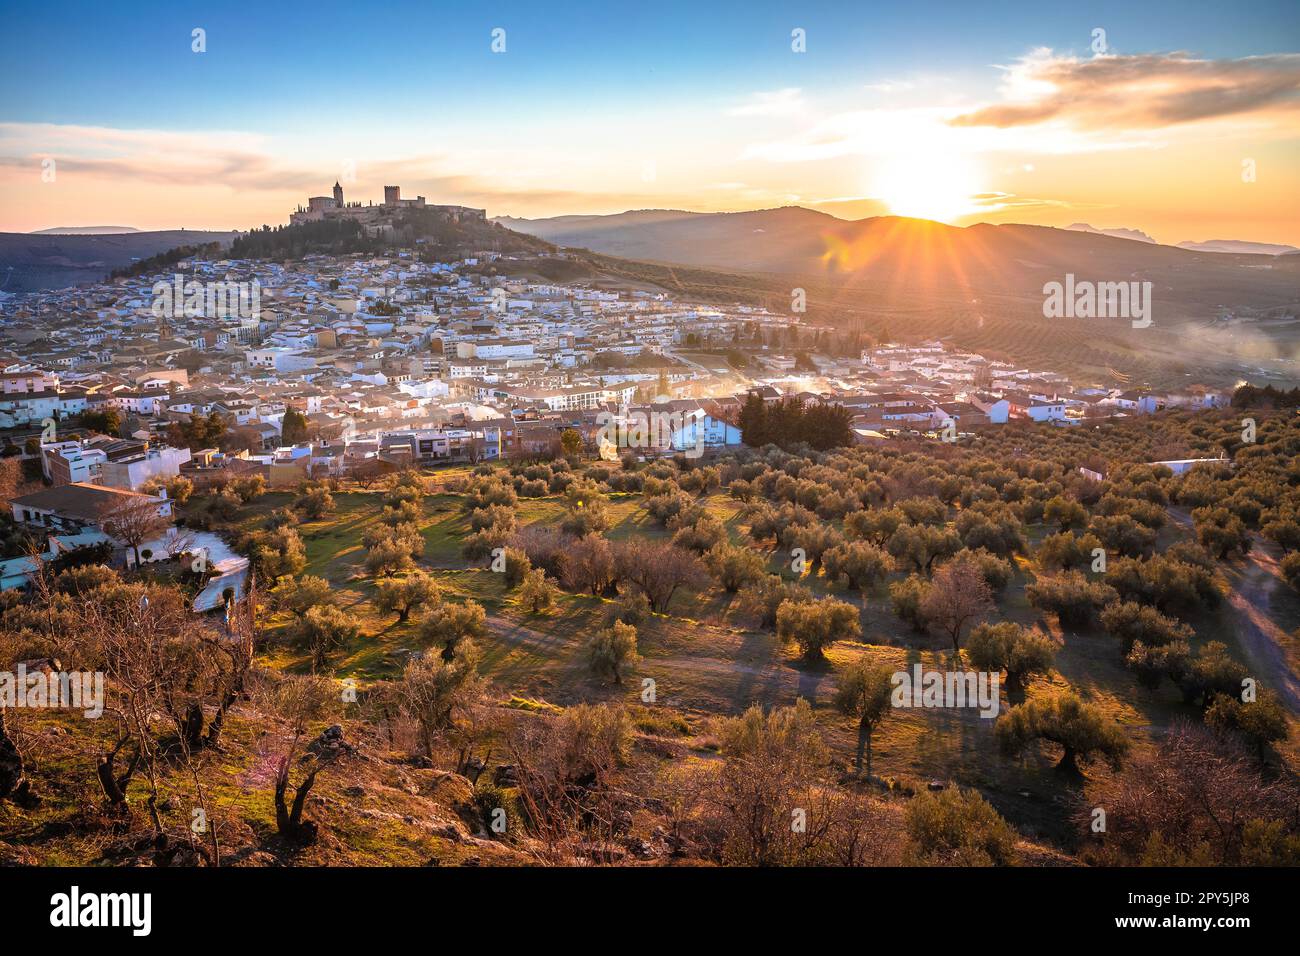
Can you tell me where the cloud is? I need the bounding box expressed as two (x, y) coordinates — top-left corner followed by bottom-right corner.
(964, 191), (1098, 214)
(0, 123), (317, 191)
(0, 122), (643, 212)
(950, 51), (1300, 131)
(742, 51), (1300, 167)
(728, 88), (804, 117)
(864, 80), (914, 93)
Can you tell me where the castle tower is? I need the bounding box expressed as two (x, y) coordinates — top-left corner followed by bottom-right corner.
(333, 181), (344, 207)
(384, 185), (400, 206)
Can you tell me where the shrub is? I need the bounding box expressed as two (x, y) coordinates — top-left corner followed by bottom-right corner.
(367, 538), (415, 576)
(603, 590), (650, 628)
(501, 546), (532, 588)
(671, 514), (728, 554)
(375, 571), (442, 622)
(1205, 692), (1290, 759)
(517, 568), (558, 614)
(294, 486), (335, 520)
(417, 601), (487, 661)
(587, 620), (639, 684)
(904, 789), (1017, 866)
(290, 605), (360, 670)
(822, 540), (893, 591)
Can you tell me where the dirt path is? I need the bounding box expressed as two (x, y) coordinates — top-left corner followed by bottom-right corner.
(1224, 540), (1300, 711)
(1169, 508), (1300, 712)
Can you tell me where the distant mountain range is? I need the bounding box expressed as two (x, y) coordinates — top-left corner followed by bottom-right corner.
(1061, 224), (1299, 256)
(497, 206), (1299, 304)
(1176, 239), (1300, 256)
(0, 229), (238, 293)
(1065, 223), (1157, 244)
(500, 207), (1299, 264)
(31, 226), (141, 235)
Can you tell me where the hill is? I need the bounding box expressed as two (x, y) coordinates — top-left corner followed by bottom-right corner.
(231, 210), (553, 261)
(497, 206), (843, 271)
(1177, 239), (1300, 256)
(2, 409), (1296, 867)
(0, 229), (239, 293)
(497, 208), (1300, 313)
(499, 207), (1300, 386)
(30, 226), (141, 235)
(1065, 223), (1156, 244)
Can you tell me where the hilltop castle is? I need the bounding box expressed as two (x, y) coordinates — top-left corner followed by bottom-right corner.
(289, 182), (486, 232)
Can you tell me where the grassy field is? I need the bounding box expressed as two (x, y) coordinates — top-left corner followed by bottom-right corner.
(199, 471), (1300, 851)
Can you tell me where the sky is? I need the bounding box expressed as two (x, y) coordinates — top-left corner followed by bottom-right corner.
(2, 0), (1298, 244)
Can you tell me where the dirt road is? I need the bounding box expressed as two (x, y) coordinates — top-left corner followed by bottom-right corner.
(1169, 508), (1300, 712)
(1223, 541), (1300, 711)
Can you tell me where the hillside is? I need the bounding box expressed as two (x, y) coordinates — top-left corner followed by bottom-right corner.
(1065, 223), (1156, 244)
(1178, 239), (1300, 256)
(30, 226), (141, 236)
(231, 211), (554, 262)
(499, 208), (1300, 387)
(497, 208), (1300, 318)
(2, 409), (1297, 867)
(0, 229), (239, 293)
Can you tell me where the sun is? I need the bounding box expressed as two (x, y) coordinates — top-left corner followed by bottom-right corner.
(873, 152), (983, 224)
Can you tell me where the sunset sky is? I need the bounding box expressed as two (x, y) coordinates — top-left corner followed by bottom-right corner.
(2, 0), (1298, 244)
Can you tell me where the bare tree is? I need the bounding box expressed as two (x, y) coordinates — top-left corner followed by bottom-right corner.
(559, 534), (618, 595)
(349, 456), (388, 489)
(265, 674), (341, 845)
(21, 559), (236, 863)
(615, 540), (708, 613)
(507, 703), (634, 862)
(921, 554), (994, 662)
(1080, 722), (1300, 864)
(398, 639), (485, 761)
(102, 496), (173, 566)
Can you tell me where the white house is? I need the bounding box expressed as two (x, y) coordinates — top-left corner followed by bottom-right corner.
(671, 409), (743, 452)
(8, 483), (172, 534)
(98, 446), (192, 492)
(970, 394), (1010, 424)
(1025, 399), (1068, 422)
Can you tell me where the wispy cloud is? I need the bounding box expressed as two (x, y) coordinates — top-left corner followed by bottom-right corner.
(965, 191), (1098, 214)
(864, 80), (914, 93)
(0, 122), (647, 211)
(950, 50), (1300, 131)
(728, 88), (804, 117)
(0, 123), (316, 190)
